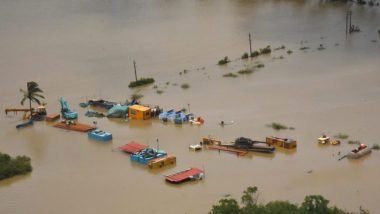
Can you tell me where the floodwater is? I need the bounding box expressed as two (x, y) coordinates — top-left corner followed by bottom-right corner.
(1, 0), (380, 213)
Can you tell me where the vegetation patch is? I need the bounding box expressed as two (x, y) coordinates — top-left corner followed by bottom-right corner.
(209, 186), (368, 214)
(372, 144), (380, 150)
(274, 45), (286, 51)
(334, 133), (349, 140)
(223, 73), (238, 78)
(259, 45), (272, 54)
(255, 63), (265, 68)
(287, 50), (293, 54)
(128, 78), (155, 88)
(266, 122), (292, 131)
(317, 44), (326, 50)
(300, 46), (310, 51)
(130, 93), (143, 100)
(241, 52), (249, 59)
(0, 152), (32, 180)
(218, 56), (231, 65)
(250, 51), (260, 58)
(238, 68), (255, 75)
(156, 90), (164, 95)
(181, 83), (190, 89)
(348, 140), (361, 145)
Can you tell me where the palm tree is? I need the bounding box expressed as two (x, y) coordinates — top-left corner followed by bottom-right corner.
(20, 81), (45, 114)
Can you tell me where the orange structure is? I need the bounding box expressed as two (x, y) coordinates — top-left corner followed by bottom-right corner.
(128, 105), (151, 120)
(53, 121), (96, 132)
(45, 113), (60, 122)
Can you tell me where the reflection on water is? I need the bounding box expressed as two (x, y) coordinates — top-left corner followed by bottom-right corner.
(1, 0), (380, 213)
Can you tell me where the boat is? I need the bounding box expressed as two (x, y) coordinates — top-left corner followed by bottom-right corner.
(228, 137), (275, 153)
(16, 119), (33, 129)
(165, 167), (204, 184)
(148, 156), (176, 169)
(130, 148), (167, 165)
(88, 129), (112, 142)
(189, 144), (202, 151)
(346, 144), (372, 159)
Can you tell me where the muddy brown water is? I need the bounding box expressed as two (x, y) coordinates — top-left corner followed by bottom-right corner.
(1, 0), (380, 213)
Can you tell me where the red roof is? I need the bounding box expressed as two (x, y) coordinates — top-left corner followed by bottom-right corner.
(120, 141), (148, 154)
(165, 168), (204, 183)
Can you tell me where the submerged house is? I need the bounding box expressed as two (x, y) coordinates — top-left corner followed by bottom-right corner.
(128, 105), (151, 120)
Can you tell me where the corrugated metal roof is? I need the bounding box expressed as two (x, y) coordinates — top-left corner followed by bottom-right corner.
(120, 141), (148, 154)
(165, 168), (203, 183)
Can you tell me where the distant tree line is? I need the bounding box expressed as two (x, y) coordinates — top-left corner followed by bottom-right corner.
(210, 186), (370, 214)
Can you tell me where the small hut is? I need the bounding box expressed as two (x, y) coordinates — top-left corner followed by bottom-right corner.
(128, 105), (151, 120)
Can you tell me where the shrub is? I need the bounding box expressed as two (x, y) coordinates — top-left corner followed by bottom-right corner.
(256, 63), (265, 68)
(372, 144), (380, 150)
(300, 46), (310, 50)
(156, 90), (163, 94)
(241, 52), (249, 59)
(259, 45), (271, 54)
(274, 45), (286, 51)
(128, 78), (155, 88)
(348, 140), (361, 145)
(334, 133), (349, 140)
(181, 83), (190, 89)
(266, 122), (289, 130)
(223, 73), (238, 78)
(218, 56), (230, 65)
(0, 152), (32, 180)
(250, 51), (260, 57)
(130, 93), (143, 100)
(238, 68), (255, 74)
(287, 50), (293, 54)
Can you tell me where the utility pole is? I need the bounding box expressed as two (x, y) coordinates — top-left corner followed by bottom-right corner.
(345, 11), (348, 35)
(133, 60), (138, 81)
(249, 33), (252, 55)
(349, 11), (352, 34)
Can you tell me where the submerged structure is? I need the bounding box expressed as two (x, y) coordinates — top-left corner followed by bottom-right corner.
(130, 148), (167, 165)
(88, 129), (112, 142)
(59, 97), (78, 120)
(165, 167), (204, 184)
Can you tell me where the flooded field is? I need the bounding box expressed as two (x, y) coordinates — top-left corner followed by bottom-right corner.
(1, 0), (380, 213)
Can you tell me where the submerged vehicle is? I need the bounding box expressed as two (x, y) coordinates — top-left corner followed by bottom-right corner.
(346, 144), (372, 159)
(230, 137), (275, 153)
(130, 148), (167, 165)
(59, 97), (78, 120)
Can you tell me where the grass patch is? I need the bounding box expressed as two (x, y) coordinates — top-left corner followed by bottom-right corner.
(181, 83), (190, 89)
(218, 56), (230, 65)
(266, 122), (291, 131)
(166, 81), (170, 85)
(255, 63), (265, 68)
(317, 44), (326, 51)
(128, 77), (155, 88)
(300, 46), (310, 51)
(250, 51), (260, 58)
(156, 90), (164, 94)
(130, 93), (143, 100)
(334, 133), (349, 140)
(348, 140), (361, 145)
(152, 85), (158, 89)
(241, 52), (249, 59)
(259, 45), (272, 54)
(223, 73), (238, 78)
(372, 144), (380, 150)
(237, 68), (255, 75)
(287, 50), (293, 54)
(378, 29), (380, 34)
(0, 152), (32, 180)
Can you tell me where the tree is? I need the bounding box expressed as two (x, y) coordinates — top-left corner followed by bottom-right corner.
(241, 186), (259, 208)
(20, 81), (45, 114)
(209, 198), (241, 214)
(301, 195), (330, 214)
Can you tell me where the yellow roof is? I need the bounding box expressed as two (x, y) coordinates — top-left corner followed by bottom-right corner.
(129, 105), (150, 112)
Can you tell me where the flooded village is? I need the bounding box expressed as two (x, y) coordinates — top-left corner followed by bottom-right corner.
(1, 0), (380, 213)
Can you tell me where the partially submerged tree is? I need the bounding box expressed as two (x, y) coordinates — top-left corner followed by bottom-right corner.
(20, 81), (45, 113)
